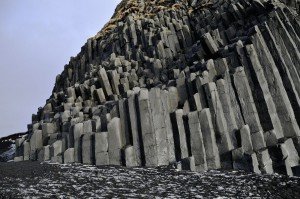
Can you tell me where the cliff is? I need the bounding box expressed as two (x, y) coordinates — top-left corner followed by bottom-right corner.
(14, 0), (300, 176)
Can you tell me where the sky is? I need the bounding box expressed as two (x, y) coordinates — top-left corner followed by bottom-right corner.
(0, 0), (120, 137)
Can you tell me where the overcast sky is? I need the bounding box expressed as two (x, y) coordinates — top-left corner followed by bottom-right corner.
(0, 0), (120, 137)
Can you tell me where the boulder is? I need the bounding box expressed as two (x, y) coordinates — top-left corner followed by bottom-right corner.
(51, 155), (63, 164)
(50, 140), (62, 158)
(138, 89), (158, 166)
(232, 148), (260, 173)
(72, 123), (84, 163)
(199, 108), (221, 169)
(239, 125), (253, 154)
(23, 141), (30, 161)
(14, 156), (23, 162)
(182, 156), (196, 171)
(170, 109), (189, 161)
(38, 145), (50, 162)
(30, 130), (43, 160)
(124, 145), (138, 167)
(82, 132), (95, 165)
(257, 149), (274, 174)
(187, 111), (207, 171)
(64, 148), (75, 164)
(95, 132), (109, 166)
(108, 118), (124, 165)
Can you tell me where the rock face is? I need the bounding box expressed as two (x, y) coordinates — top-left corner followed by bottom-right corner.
(0, 132), (26, 162)
(14, 0), (300, 176)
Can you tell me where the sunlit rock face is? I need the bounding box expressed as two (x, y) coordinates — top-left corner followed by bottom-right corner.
(12, 0), (300, 177)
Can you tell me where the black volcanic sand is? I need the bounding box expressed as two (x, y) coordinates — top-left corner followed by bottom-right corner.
(0, 161), (300, 198)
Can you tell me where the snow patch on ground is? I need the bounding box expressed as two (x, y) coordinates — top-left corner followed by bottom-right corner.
(0, 143), (15, 162)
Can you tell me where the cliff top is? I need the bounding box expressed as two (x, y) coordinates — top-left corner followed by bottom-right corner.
(94, 0), (191, 40)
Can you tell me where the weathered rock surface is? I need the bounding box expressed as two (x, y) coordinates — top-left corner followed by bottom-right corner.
(14, 0), (300, 176)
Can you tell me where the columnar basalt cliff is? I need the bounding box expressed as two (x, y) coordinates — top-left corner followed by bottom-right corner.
(14, 0), (300, 176)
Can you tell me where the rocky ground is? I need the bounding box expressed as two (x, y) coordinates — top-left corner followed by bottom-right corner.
(0, 161), (299, 198)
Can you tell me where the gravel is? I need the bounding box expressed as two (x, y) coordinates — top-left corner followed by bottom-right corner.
(0, 161), (299, 198)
